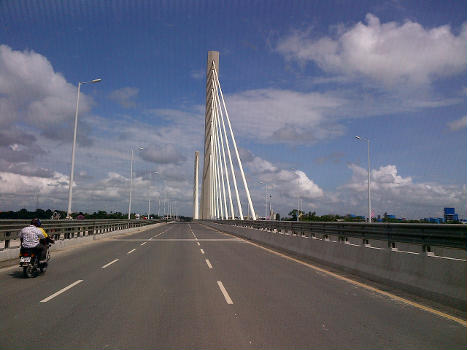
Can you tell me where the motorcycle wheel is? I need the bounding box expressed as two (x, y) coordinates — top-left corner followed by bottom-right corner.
(23, 260), (38, 278)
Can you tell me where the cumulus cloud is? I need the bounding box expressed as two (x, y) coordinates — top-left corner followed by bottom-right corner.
(140, 144), (187, 165)
(239, 150), (464, 218)
(226, 88), (346, 144)
(447, 116), (466, 131)
(0, 45), (92, 134)
(242, 151), (324, 201)
(339, 164), (465, 217)
(0, 161), (55, 178)
(276, 14), (467, 87)
(0, 171), (68, 196)
(109, 87), (139, 108)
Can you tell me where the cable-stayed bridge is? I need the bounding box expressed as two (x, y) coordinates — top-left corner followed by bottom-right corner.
(198, 51), (256, 221)
(0, 52), (465, 349)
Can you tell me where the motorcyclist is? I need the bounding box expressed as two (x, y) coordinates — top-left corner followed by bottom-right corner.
(18, 218), (54, 261)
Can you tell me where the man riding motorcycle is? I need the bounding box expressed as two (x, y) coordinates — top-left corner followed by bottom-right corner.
(18, 218), (54, 261)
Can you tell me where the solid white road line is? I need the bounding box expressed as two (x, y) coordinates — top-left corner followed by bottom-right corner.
(141, 242), (147, 246)
(200, 249), (205, 254)
(197, 242), (200, 246)
(217, 281), (233, 304)
(40, 280), (83, 303)
(127, 249), (136, 254)
(205, 259), (213, 269)
(102, 259), (119, 269)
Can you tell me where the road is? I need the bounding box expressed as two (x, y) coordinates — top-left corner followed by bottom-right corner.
(0, 222), (465, 349)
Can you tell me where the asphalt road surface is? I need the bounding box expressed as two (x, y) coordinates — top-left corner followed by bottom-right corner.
(1, 222), (465, 349)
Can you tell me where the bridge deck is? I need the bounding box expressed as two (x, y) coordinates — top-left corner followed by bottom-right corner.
(0, 222), (465, 349)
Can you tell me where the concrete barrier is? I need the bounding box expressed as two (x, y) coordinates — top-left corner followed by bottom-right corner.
(206, 222), (467, 311)
(0, 222), (167, 264)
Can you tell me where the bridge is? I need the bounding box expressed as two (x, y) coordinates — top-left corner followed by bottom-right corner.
(0, 52), (466, 349)
(0, 220), (465, 349)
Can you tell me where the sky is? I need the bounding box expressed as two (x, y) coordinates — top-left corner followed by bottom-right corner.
(0, 0), (465, 219)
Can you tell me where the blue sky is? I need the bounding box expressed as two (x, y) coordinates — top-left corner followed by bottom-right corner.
(0, 0), (465, 219)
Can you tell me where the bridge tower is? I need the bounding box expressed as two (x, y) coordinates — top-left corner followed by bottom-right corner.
(201, 51), (219, 219)
(200, 51), (256, 220)
(193, 151), (199, 220)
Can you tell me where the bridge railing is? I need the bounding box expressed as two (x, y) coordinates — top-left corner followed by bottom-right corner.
(213, 220), (467, 250)
(0, 219), (166, 250)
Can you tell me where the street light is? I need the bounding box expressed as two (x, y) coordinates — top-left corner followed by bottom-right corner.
(67, 78), (102, 219)
(258, 181), (269, 219)
(355, 136), (372, 223)
(148, 171), (159, 219)
(291, 168), (301, 222)
(128, 146), (144, 220)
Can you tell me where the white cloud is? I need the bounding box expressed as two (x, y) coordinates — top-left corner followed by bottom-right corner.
(339, 164), (465, 217)
(140, 144), (187, 165)
(109, 87), (139, 108)
(0, 45), (91, 132)
(447, 116), (466, 131)
(241, 150), (465, 219)
(0, 171), (68, 196)
(242, 152), (324, 202)
(276, 14), (467, 87)
(226, 88), (346, 144)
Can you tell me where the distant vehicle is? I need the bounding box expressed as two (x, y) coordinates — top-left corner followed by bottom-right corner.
(135, 214), (140, 220)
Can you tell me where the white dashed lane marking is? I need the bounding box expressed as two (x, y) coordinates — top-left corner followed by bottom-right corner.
(102, 259), (119, 269)
(205, 259), (213, 269)
(217, 281), (233, 304)
(40, 280), (83, 303)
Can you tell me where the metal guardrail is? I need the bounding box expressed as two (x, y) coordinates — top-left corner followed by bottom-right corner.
(213, 220), (467, 250)
(0, 219), (166, 249)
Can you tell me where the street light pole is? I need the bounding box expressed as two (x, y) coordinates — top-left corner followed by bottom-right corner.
(258, 181), (269, 219)
(67, 78), (102, 219)
(128, 146), (144, 220)
(149, 171), (159, 220)
(291, 168), (301, 222)
(356, 136), (372, 223)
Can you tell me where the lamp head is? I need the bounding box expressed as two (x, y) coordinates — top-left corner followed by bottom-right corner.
(91, 78), (102, 83)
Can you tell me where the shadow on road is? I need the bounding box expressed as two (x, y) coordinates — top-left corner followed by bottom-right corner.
(8, 270), (26, 279)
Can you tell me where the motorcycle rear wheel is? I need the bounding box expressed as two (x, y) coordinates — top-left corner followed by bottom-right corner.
(23, 260), (38, 278)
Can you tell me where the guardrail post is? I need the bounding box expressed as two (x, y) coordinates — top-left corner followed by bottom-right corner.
(4, 231), (11, 248)
(423, 244), (434, 256)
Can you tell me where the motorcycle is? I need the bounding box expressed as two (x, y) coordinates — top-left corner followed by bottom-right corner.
(19, 238), (53, 278)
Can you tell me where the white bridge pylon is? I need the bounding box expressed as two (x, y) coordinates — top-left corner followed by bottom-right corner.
(200, 52), (256, 220)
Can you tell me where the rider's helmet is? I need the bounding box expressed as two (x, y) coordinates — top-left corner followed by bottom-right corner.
(31, 218), (42, 227)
